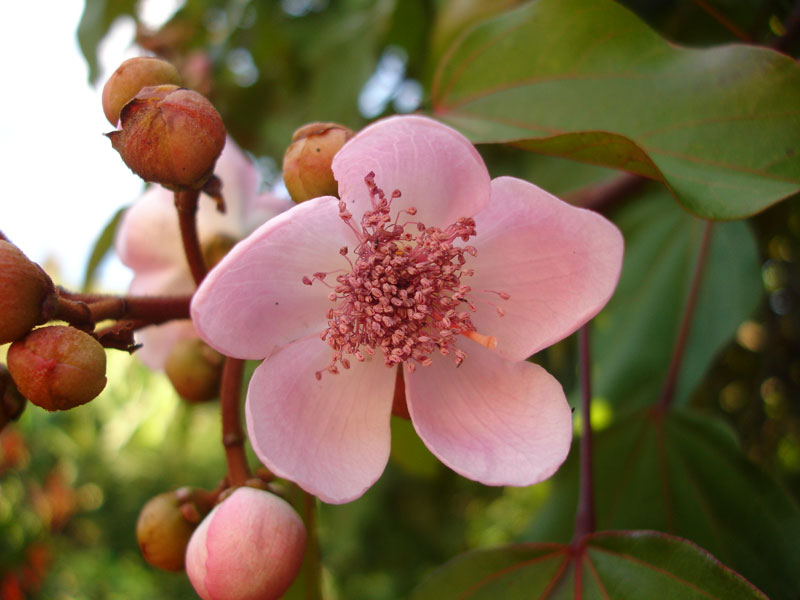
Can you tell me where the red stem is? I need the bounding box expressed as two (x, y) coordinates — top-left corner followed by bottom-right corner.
(220, 357), (251, 486)
(572, 324), (595, 544)
(657, 221), (714, 410)
(174, 188), (207, 285)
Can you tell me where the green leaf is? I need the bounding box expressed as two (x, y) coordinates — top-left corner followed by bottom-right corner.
(523, 409), (800, 600)
(589, 188), (760, 412)
(429, 0), (800, 219)
(82, 206), (127, 291)
(77, 0), (137, 83)
(411, 531), (767, 599)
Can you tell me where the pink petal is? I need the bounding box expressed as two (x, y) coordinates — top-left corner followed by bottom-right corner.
(468, 176), (624, 362)
(405, 344), (573, 487)
(191, 196), (352, 360)
(133, 320), (197, 370)
(116, 184), (183, 272)
(245, 335), (395, 504)
(332, 115), (491, 227)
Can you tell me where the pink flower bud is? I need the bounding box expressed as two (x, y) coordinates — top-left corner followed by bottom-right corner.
(102, 57), (182, 126)
(186, 487), (306, 600)
(137, 488), (215, 572)
(0, 241), (54, 345)
(164, 339), (224, 403)
(282, 122), (353, 203)
(7, 326), (107, 411)
(107, 85), (226, 190)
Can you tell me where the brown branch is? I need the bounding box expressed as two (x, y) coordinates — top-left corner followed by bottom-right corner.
(572, 325), (595, 544)
(174, 188), (207, 286)
(220, 357), (251, 486)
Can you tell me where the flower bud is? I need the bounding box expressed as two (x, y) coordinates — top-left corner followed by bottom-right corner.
(102, 57), (182, 126)
(7, 326), (107, 412)
(107, 85), (226, 190)
(282, 122), (353, 203)
(1, 365), (26, 432)
(0, 241), (54, 344)
(186, 487), (306, 600)
(164, 339), (224, 403)
(137, 488), (214, 572)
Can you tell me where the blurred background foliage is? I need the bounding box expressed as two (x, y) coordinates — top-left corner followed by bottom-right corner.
(2, 0), (800, 598)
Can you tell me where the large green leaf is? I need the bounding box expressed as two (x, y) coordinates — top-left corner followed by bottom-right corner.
(588, 188), (760, 412)
(429, 0), (800, 219)
(411, 531), (767, 599)
(523, 409), (800, 600)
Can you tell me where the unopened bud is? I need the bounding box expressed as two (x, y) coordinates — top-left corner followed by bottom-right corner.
(202, 234), (237, 270)
(107, 85), (226, 190)
(186, 487), (306, 600)
(164, 339), (224, 403)
(1, 365), (26, 431)
(102, 57), (182, 126)
(282, 122), (353, 203)
(137, 488), (215, 572)
(0, 241), (54, 345)
(7, 326), (107, 411)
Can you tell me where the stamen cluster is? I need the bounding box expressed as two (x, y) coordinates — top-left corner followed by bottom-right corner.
(305, 173), (479, 378)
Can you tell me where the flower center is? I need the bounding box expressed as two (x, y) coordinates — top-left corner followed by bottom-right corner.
(304, 172), (506, 379)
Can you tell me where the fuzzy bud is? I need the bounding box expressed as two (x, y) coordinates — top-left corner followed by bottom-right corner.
(7, 326), (107, 411)
(0, 241), (54, 345)
(282, 122), (353, 203)
(107, 85), (226, 190)
(1, 365), (26, 431)
(164, 339), (224, 403)
(186, 487), (306, 600)
(137, 488), (215, 572)
(102, 57), (182, 126)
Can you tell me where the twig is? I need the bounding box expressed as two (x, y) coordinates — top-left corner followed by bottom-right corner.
(220, 357), (251, 486)
(572, 324), (595, 544)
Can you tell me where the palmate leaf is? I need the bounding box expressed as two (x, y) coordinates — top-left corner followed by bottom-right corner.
(429, 0), (800, 219)
(588, 188), (761, 412)
(411, 531), (767, 599)
(523, 409), (800, 600)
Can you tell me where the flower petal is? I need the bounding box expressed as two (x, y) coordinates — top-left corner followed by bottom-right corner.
(134, 320), (197, 370)
(246, 335), (395, 504)
(468, 176), (624, 362)
(406, 345), (573, 487)
(191, 196), (351, 359)
(332, 115), (491, 227)
(116, 184), (183, 272)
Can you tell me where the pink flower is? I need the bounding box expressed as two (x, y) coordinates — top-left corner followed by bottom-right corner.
(116, 138), (293, 369)
(191, 116), (624, 504)
(185, 487), (306, 600)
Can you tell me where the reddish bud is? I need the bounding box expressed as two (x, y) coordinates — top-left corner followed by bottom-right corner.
(107, 85), (226, 190)
(0, 241), (54, 344)
(102, 57), (182, 126)
(137, 488), (215, 572)
(186, 487), (306, 600)
(7, 326), (107, 411)
(282, 122), (353, 203)
(1, 365), (26, 431)
(164, 339), (224, 403)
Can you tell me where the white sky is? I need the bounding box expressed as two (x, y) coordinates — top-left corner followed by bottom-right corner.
(0, 1), (165, 291)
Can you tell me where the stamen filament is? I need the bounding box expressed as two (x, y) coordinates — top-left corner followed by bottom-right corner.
(462, 330), (498, 350)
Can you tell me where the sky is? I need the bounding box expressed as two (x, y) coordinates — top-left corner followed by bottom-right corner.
(0, 1), (181, 291)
